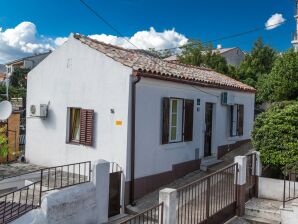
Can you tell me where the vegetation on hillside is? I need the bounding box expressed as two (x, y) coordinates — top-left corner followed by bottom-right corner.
(252, 101), (298, 168)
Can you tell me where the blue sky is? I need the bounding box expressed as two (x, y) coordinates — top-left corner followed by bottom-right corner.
(0, 0), (296, 63)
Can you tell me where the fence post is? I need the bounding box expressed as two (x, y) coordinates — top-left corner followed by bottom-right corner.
(159, 188), (177, 224)
(234, 156), (247, 216)
(254, 151), (261, 197)
(92, 160), (110, 224)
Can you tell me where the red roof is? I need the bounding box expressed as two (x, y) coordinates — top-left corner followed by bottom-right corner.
(73, 34), (256, 93)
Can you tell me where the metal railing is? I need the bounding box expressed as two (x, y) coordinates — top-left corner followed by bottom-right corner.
(0, 161), (91, 223)
(176, 163), (238, 224)
(283, 172), (298, 208)
(0, 181), (41, 223)
(120, 202), (164, 224)
(40, 161), (91, 193)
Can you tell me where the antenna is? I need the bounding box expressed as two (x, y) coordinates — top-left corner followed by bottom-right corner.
(0, 101), (12, 121)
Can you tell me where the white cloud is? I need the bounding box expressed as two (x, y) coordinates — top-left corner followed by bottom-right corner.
(89, 27), (188, 50)
(265, 13), (286, 30)
(0, 22), (188, 63)
(0, 22), (64, 63)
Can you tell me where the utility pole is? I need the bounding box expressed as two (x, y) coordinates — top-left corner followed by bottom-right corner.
(292, 0), (298, 51)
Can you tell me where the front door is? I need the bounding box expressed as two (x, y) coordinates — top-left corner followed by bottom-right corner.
(204, 103), (213, 157)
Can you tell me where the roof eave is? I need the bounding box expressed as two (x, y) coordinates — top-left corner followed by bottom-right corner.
(134, 70), (256, 94)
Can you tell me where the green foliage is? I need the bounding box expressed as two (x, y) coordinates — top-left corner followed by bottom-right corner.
(238, 38), (276, 83)
(178, 40), (205, 66)
(10, 67), (29, 88)
(9, 86), (26, 99)
(203, 50), (229, 74)
(0, 128), (8, 158)
(147, 48), (173, 59)
(252, 101), (298, 168)
(256, 49), (298, 103)
(0, 83), (6, 101)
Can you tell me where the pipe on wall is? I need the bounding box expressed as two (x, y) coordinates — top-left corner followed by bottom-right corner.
(130, 75), (141, 205)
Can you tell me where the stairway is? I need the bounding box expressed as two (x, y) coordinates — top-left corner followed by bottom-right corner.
(244, 198), (281, 224)
(200, 156), (222, 171)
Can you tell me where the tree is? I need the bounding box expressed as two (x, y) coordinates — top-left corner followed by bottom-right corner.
(146, 48), (173, 59)
(10, 67), (29, 88)
(252, 101), (298, 168)
(178, 40), (205, 66)
(203, 50), (229, 74)
(256, 49), (298, 103)
(238, 38), (276, 85)
(177, 40), (232, 75)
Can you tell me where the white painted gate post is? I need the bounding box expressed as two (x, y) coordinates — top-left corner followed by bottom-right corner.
(234, 156), (247, 216)
(92, 160), (110, 224)
(159, 188), (177, 224)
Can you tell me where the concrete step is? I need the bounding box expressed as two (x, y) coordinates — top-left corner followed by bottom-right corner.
(245, 198), (282, 222)
(243, 215), (281, 224)
(200, 156), (222, 171)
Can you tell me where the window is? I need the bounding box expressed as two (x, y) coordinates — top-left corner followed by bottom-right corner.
(69, 108), (81, 142)
(230, 104), (244, 137)
(67, 108), (94, 146)
(162, 97), (194, 144)
(169, 99), (183, 142)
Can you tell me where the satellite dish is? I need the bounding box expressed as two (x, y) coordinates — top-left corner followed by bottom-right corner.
(0, 101), (12, 121)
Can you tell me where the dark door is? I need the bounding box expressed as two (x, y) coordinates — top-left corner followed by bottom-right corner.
(108, 171), (121, 217)
(204, 103), (213, 157)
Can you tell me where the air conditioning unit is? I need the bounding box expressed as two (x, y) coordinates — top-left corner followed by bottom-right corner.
(30, 104), (48, 117)
(221, 92), (234, 105)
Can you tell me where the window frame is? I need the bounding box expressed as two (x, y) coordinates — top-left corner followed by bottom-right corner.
(169, 98), (184, 143)
(67, 107), (81, 144)
(229, 104), (244, 137)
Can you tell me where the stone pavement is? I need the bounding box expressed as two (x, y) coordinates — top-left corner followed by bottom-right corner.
(0, 162), (45, 180)
(128, 141), (253, 213)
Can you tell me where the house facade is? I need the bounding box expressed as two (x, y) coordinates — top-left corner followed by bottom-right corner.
(26, 34), (255, 203)
(5, 52), (51, 77)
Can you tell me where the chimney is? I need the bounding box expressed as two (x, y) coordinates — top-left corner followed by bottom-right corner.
(217, 44), (222, 49)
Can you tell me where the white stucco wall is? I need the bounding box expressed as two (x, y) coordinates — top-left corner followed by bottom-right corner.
(259, 177), (298, 202)
(221, 48), (245, 67)
(26, 36), (132, 176)
(134, 78), (255, 179)
(12, 183), (97, 224)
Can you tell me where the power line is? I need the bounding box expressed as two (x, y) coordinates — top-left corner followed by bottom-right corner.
(80, 0), (292, 53)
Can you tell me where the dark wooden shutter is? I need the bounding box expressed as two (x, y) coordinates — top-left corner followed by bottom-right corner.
(162, 97), (170, 144)
(230, 106), (234, 137)
(80, 109), (94, 146)
(237, 105), (244, 136)
(183, 99), (194, 142)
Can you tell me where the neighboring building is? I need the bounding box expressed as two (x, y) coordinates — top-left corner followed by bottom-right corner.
(26, 34), (255, 203)
(292, 0), (298, 51)
(5, 52), (51, 77)
(0, 64), (6, 84)
(165, 45), (246, 67)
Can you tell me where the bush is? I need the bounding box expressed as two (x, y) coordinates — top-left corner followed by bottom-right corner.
(252, 101), (298, 168)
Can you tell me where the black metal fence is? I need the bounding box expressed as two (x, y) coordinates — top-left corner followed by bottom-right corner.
(40, 161), (91, 193)
(176, 163), (238, 224)
(120, 203), (164, 224)
(0, 181), (41, 223)
(283, 172), (298, 208)
(0, 161), (91, 223)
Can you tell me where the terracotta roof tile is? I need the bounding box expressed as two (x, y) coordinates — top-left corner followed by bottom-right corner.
(73, 34), (255, 93)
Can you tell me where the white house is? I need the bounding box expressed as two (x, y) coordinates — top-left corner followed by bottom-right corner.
(26, 34), (255, 203)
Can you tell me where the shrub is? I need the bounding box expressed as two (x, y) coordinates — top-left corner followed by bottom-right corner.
(252, 101), (298, 168)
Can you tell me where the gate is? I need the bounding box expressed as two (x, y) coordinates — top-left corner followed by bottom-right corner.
(176, 163), (238, 224)
(108, 162), (123, 218)
(246, 153), (257, 201)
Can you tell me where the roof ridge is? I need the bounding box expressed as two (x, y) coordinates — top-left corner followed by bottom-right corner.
(73, 33), (136, 53)
(73, 33), (255, 93)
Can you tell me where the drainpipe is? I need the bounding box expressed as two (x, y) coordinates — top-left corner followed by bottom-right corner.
(130, 74), (141, 206)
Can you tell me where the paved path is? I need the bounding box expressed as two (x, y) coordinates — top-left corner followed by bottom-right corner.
(129, 142), (253, 213)
(0, 163), (45, 180)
